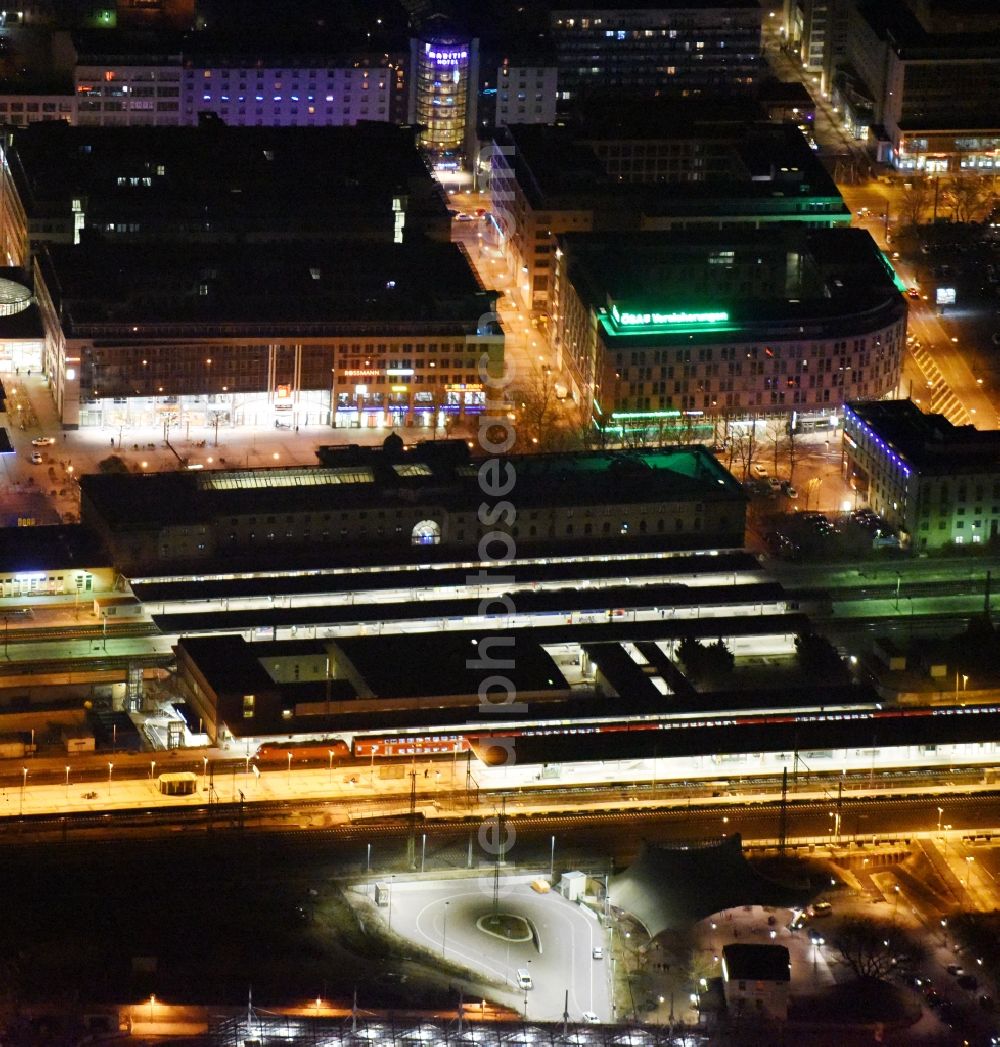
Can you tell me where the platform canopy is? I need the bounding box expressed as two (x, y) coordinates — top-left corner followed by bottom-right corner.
(608, 835), (810, 937)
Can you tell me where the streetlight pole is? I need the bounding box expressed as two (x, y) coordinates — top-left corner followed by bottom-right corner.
(550, 834), (555, 881)
(65, 765), (70, 799)
(20, 767), (27, 816)
(937, 806), (944, 833)
(328, 750), (335, 785)
(286, 752), (292, 789)
(443, 900), (449, 957)
(421, 832), (426, 874)
(108, 761), (113, 797)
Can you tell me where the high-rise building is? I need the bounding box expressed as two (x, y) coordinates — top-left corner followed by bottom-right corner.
(550, 0), (762, 111)
(407, 14), (479, 169)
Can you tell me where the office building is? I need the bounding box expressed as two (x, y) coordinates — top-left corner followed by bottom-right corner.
(494, 58), (559, 128)
(552, 227), (906, 436)
(840, 0), (1000, 169)
(550, 0), (762, 111)
(0, 121), (449, 268)
(844, 399), (1000, 551)
(491, 110), (849, 316)
(33, 239), (501, 429)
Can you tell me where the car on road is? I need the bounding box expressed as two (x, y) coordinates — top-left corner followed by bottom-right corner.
(454, 213), (474, 221)
(906, 287), (921, 299)
(947, 963), (964, 977)
(781, 481), (798, 498)
(768, 476), (782, 490)
(807, 929), (825, 944)
(752, 463), (768, 479)
(593, 945), (604, 960)
(31, 436), (54, 446)
(856, 207), (870, 217)
(516, 969), (533, 990)
(29, 450), (43, 464)
(811, 902), (833, 917)
(582, 1012), (600, 1024)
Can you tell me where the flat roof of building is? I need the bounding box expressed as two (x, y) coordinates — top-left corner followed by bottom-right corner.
(8, 120), (440, 219)
(0, 525), (107, 573)
(500, 119), (842, 213)
(39, 239), (494, 331)
(845, 400), (1000, 474)
(332, 634), (567, 700)
(723, 944), (790, 982)
(82, 442), (743, 533)
(560, 227), (901, 338)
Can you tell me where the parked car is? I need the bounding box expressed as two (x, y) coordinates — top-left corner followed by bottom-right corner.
(31, 436), (54, 446)
(781, 481), (797, 497)
(29, 450), (43, 464)
(752, 463), (768, 479)
(582, 1012), (600, 1024)
(811, 902), (833, 917)
(946, 963), (964, 977)
(768, 476), (782, 490)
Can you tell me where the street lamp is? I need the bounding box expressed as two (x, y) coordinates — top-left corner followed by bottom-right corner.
(937, 806), (944, 833)
(202, 756), (208, 788)
(108, 761), (113, 797)
(442, 900), (450, 957)
(20, 767), (27, 816)
(966, 855), (975, 889)
(286, 751), (293, 788)
(328, 750), (336, 784)
(65, 765), (70, 797)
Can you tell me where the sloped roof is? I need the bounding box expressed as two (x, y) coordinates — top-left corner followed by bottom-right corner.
(608, 836), (810, 937)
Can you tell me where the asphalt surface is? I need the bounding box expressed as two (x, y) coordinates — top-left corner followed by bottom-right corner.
(381, 876), (611, 1022)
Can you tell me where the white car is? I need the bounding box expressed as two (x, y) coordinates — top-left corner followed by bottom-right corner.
(593, 944), (604, 960)
(30, 450), (43, 464)
(582, 1012), (600, 1024)
(31, 436), (54, 446)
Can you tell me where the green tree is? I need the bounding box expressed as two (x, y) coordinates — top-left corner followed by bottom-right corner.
(794, 631), (847, 679)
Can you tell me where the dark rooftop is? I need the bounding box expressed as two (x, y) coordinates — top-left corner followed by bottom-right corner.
(0, 525), (107, 573)
(846, 400), (1000, 474)
(39, 240), (494, 330)
(81, 442), (744, 533)
(332, 634), (567, 700)
(8, 121), (439, 222)
(561, 227), (900, 334)
(723, 944), (791, 983)
(500, 119), (842, 212)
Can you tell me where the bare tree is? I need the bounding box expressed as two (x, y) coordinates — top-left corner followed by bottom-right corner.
(511, 365), (564, 451)
(727, 422), (759, 481)
(944, 175), (991, 224)
(829, 916), (928, 982)
(764, 419), (787, 478)
(898, 179), (933, 228)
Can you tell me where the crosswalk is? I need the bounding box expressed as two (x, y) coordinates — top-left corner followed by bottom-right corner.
(909, 342), (971, 426)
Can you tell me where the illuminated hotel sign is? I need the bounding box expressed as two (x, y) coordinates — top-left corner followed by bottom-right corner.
(425, 46), (468, 66)
(610, 305), (729, 327)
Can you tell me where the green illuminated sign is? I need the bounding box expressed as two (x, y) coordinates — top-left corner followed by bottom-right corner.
(610, 305), (729, 328)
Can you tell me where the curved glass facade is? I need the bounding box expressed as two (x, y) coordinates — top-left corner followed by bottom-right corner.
(414, 34), (470, 165)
